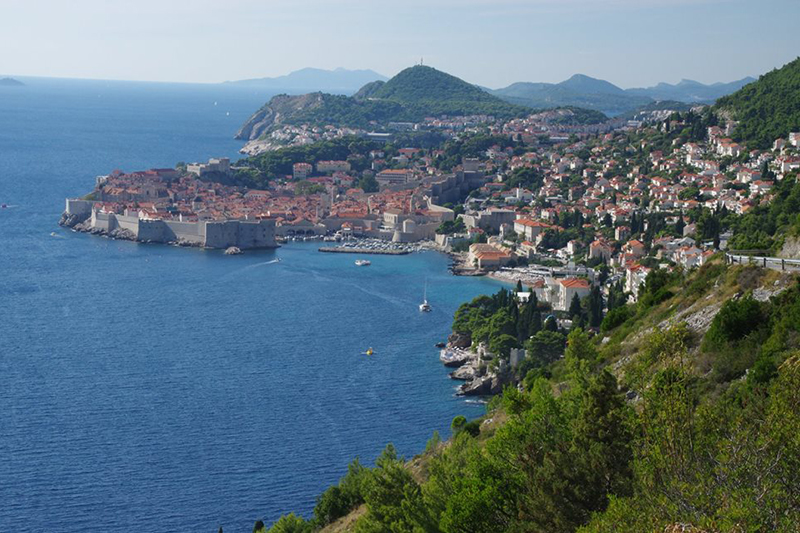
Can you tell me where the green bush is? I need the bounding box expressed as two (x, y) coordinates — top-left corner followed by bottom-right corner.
(462, 420), (481, 438)
(312, 459), (369, 527)
(600, 305), (632, 334)
(451, 415), (467, 432)
(265, 514), (312, 533)
(703, 295), (764, 351)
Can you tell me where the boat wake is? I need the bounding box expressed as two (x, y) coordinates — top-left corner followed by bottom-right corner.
(464, 399), (488, 405)
(220, 257), (282, 280)
(246, 258), (281, 269)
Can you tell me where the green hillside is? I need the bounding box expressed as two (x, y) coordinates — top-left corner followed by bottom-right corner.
(236, 66), (539, 139)
(715, 56), (800, 148)
(367, 65), (528, 118)
(248, 261), (800, 533)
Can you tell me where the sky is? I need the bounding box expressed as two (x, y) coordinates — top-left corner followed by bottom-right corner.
(0, 0), (797, 88)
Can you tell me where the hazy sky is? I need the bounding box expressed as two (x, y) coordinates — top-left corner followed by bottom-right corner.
(1, 0), (797, 88)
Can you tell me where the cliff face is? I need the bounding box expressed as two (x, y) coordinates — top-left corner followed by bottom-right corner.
(780, 236), (800, 259)
(234, 93), (327, 140)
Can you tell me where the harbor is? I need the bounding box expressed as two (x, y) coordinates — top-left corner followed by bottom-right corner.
(318, 237), (436, 255)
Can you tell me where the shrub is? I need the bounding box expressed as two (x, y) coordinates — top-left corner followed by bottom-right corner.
(265, 514), (312, 533)
(462, 420), (481, 437)
(703, 295), (764, 351)
(312, 459), (369, 526)
(600, 305), (633, 334)
(451, 415), (467, 432)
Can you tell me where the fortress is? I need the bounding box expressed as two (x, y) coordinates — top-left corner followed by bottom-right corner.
(62, 199), (277, 249)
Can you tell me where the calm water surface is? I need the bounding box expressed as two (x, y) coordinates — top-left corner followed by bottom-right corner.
(0, 78), (501, 532)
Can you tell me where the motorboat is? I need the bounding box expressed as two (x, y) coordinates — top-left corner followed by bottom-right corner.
(355, 259), (371, 266)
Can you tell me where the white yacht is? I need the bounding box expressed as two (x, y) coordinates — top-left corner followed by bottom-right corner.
(355, 259), (371, 266)
(419, 280), (432, 312)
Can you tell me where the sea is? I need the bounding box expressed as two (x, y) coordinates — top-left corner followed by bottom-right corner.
(0, 78), (503, 532)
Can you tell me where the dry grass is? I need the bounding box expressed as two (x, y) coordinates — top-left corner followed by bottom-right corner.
(318, 504), (367, 533)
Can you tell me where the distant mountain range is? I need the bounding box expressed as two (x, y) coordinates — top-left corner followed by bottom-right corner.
(489, 73), (755, 116)
(627, 77), (757, 103)
(225, 68), (388, 95)
(225, 66), (754, 117)
(0, 77), (24, 87)
(234, 65), (761, 143)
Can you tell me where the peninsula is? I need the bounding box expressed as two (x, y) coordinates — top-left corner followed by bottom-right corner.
(60, 163), (278, 250)
(0, 77), (24, 86)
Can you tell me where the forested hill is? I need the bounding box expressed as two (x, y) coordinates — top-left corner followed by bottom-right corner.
(366, 65), (527, 118)
(715, 56), (800, 149)
(236, 66), (534, 141)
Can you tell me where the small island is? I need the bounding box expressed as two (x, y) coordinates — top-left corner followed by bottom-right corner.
(0, 77), (24, 87)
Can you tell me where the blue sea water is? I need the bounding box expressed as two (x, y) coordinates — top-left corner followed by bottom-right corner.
(0, 78), (502, 532)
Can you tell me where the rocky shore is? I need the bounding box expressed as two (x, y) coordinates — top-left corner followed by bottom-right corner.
(446, 251), (484, 277)
(440, 331), (507, 396)
(58, 210), (201, 248)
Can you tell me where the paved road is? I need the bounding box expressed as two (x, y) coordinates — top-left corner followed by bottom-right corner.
(726, 253), (800, 272)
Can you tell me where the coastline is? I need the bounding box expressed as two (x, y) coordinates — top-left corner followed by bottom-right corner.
(58, 206), (279, 251)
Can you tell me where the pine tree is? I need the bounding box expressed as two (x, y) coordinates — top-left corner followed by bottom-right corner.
(568, 370), (634, 519)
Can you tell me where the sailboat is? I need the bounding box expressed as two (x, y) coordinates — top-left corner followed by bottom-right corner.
(419, 280), (432, 312)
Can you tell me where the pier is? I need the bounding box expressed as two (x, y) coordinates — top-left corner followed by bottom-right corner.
(318, 247), (411, 255)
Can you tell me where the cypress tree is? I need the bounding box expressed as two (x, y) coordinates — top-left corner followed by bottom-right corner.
(569, 293), (583, 320)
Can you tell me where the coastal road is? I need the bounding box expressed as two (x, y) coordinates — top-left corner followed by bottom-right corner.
(725, 253), (800, 272)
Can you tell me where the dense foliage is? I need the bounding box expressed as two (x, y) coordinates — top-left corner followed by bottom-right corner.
(728, 171), (800, 252)
(369, 65), (531, 120)
(451, 288), (549, 357)
(716, 56), (800, 149)
(241, 137), (381, 185)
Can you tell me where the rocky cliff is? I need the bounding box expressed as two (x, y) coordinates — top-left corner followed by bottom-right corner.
(235, 93), (328, 141)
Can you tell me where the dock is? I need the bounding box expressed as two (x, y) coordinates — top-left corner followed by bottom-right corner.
(318, 247), (411, 255)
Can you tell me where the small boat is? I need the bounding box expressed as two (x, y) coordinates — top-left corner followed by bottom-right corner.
(1, 204), (7, 208)
(419, 279), (432, 312)
(435, 342), (446, 348)
(362, 347), (374, 356)
(355, 259), (371, 266)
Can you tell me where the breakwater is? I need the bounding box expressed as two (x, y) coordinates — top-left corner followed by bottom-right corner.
(318, 246), (410, 255)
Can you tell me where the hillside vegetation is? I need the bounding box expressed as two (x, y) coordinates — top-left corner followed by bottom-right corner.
(250, 261), (800, 533)
(715, 56), (800, 149)
(728, 169), (800, 252)
(235, 66), (532, 140)
(366, 66), (528, 119)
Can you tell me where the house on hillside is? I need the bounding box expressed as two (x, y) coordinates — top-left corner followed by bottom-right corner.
(557, 277), (590, 311)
